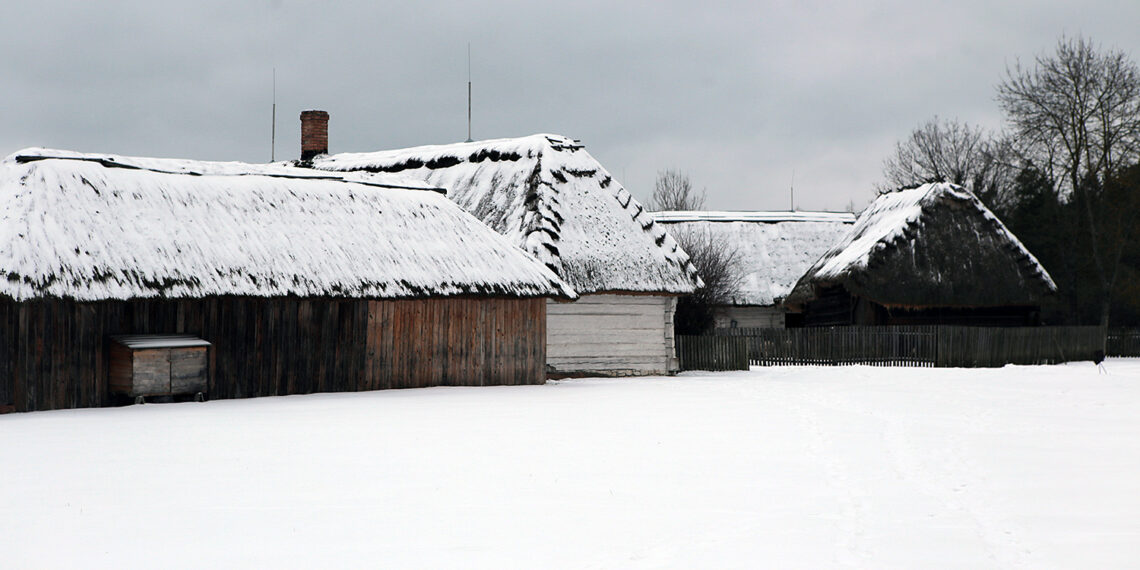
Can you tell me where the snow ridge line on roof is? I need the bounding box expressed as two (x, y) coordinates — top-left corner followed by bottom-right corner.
(652, 210), (857, 224)
(15, 152), (444, 193)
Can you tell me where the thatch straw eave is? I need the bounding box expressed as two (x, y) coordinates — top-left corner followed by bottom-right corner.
(0, 148), (577, 303)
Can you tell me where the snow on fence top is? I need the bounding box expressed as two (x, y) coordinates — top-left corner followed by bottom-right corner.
(652, 211), (856, 306)
(311, 134), (703, 295)
(0, 148), (577, 302)
(785, 182), (1056, 309)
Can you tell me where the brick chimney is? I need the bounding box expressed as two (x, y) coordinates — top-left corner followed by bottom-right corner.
(300, 110), (329, 161)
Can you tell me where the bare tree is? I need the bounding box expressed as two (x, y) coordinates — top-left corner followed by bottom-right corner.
(671, 229), (742, 334)
(880, 117), (1017, 210)
(998, 36), (1140, 195)
(649, 169), (705, 211)
(997, 36), (1140, 325)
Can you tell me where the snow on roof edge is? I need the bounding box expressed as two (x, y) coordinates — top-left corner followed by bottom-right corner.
(9, 147), (447, 194)
(652, 210), (857, 224)
(1, 149), (578, 302)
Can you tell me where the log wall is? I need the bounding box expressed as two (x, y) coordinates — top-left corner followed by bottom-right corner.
(546, 294), (676, 377)
(0, 295), (546, 413)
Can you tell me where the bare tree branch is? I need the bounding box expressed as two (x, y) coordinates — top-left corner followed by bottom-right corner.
(670, 228), (742, 334)
(879, 116), (1018, 210)
(649, 170), (706, 211)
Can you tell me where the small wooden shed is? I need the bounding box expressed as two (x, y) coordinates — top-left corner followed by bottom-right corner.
(0, 148), (575, 413)
(110, 335), (210, 401)
(784, 183), (1056, 327)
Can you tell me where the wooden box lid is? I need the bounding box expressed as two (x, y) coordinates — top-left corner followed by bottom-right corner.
(111, 335), (211, 349)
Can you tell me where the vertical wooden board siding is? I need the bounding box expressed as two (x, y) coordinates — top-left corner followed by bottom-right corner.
(170, 347), (208, 395)
(0, 297), (377, 412)
(108, 343), (134, 395)
(713, 305), (785, 329)
(365, 297), (544, 389)
(546, 294), (675, 376)
(2, 295), (547, 412)
(0, 301), (13, 411)
(717, 325), (1104, 367)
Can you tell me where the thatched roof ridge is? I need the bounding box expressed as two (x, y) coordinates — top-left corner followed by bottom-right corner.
(311, 134), (703, 295)
(0, 148), (576, 302)
(785, 183), (1056, 309)
(652, 211), (856, 306)
(652, 211), (856, 224)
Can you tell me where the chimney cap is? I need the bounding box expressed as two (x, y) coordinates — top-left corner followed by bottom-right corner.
(300, 109), (329, 119)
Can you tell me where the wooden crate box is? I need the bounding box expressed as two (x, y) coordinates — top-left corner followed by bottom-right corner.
(110, 335), (210, 399)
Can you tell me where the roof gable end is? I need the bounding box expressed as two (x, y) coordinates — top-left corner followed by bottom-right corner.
(313, 135), (702, 295)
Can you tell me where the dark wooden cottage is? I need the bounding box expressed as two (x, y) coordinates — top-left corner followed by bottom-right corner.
(0, 148), (575, 413)
(783, 183), (1056, 327)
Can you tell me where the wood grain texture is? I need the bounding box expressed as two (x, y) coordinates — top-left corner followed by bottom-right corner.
(131, 349), (170, 396)
(1, 295), (546, 412)
(364, 297), (545, 390)
(546, 294), (675, 376)
(170, 347), (208, 395)
(716, 325), (1105, 367)
(712, 305), (785, 329)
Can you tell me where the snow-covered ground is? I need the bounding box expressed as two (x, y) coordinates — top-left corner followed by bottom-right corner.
(3, 360), (1139, 569)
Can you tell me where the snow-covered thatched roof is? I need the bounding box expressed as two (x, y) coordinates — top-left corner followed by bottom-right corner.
(0, 148), (577, 302)
(652, 211), (856, 306)
(785, 183), (1056, 309)
(311, 135), (702, 295)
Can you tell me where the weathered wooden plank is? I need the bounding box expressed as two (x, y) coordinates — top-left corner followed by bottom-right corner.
(170, 347), (208, 395)
(6, 295), (551, 412)
(130, 349), (171, 396)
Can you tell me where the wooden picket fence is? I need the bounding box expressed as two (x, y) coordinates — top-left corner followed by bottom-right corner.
(1107, 328), (1140, 357)
(702, 325), (1107, 368)
(676, 335), (750, 371)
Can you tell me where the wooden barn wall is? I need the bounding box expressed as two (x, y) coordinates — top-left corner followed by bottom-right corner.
(1, 296), (546, 413)
(363, 297), (546, 389)
(546, 294), (675, 377)
(712, 305), (785, 329)
(793, 287), (1042, 328)
(0, 297), (369, 412)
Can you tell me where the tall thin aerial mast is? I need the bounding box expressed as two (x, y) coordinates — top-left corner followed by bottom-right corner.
(271, 68), (277, 162)
(790, 169), (795, 210)
(466, 43), (473, 143)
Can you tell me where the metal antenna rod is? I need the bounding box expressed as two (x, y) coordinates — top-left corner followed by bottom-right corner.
(466, 43), (473, 142)
(790, 169), (795, 210)
(271, 68), (277, 162)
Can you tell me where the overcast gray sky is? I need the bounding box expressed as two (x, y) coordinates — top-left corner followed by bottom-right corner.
(4, 1), (1139, 211)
